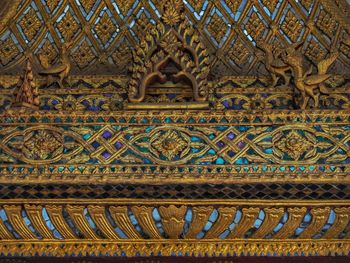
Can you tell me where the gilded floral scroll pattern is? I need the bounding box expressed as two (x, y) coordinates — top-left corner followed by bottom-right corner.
(0, 122), (349, 167)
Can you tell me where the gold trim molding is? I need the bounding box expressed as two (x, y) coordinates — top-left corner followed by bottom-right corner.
(0, 240), (348, 257)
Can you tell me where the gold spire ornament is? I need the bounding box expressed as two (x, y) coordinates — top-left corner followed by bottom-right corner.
(11, 60), (39, 110)
(38, 42), (71, 88)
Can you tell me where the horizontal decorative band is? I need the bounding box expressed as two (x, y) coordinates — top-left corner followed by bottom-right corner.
(2, 110), (350, 125)
(0, 199), (349, 255)
(0, 165), (348, 184)
(0, 240), (349, 257)
(0, 116), (349, 183)
(0, 183), (347, 200)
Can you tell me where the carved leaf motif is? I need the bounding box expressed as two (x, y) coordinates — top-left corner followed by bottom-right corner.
(322, 126), (344, 136)
(257, 141), (273, 147)
(317, 141), (333, 149)
(0, 127), (17, 135)
(304, 148), (317, 159)
(246, 154), (267, 163)
(71, 127), (94, 135)
(67, 154), (90, 163)
(180, 146), (191, 158)
(0, 154), (15, 163)
(327, 154), (347, 162)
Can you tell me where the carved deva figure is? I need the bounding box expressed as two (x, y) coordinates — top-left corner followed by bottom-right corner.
(38, 42), (71, 88)
(12, 60), (39, 110)
(281, 44), (338, 109)
(256, 40), (291, 87)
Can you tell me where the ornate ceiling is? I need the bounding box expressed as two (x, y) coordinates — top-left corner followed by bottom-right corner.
(1, 0), (350, 76)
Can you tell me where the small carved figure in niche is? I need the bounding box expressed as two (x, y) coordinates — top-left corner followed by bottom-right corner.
(11, 60), (39, 110)
(281, 43), (338, 109)
(256, 40), (292, 87)
(38, 42), (71, 88)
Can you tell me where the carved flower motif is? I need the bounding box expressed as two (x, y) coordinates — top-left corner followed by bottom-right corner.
(160, 33), (182, 54)
(55, 95), (84, 111)
(162, 3), (181, 26)
(24, 130), (62, 160)
(152, 130), (187, 160)
(274, 131), (314, 160)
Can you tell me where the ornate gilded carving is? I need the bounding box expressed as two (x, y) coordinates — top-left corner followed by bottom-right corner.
(159, 205), (187, 239)
(0, 0), (350, 259)
(11, 60), (39, 110)
(128, 0), (209, 109)
(0, 200), (348, 256)
(281, 44), (338, 109)
(256, 40), (291, 87)
(18, 8), (42, 42)
(0, 0), (349, 78)
(280, 10), (303, 43)
(0, 111), (349, 183)
(39, 43), (71, 88)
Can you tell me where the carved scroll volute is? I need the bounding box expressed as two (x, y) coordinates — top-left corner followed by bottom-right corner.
(24, 204), (54, 239)
(298, 207), (331, 239)
(228, 207), (260, 239)
(273, 207), (307, 239)
(323, 207), (350, 239)
(127, 0), (209, 108)
(4, 205), (36, 239)
(45, 205), (76, 239)
(109, 206), (141, 239)
(87, 205), (120, 240)
(158, 205), (187, 239)
(205, 207), (236, 239)
(66, 205), (99, 240)
(252, 208), (284, 238)
(185, 206), (213, 239)
(0, 209), (13, 239)
(131, 206), (162, 239)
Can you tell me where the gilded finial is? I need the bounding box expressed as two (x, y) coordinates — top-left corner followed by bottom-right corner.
(11, 60), (39, 111)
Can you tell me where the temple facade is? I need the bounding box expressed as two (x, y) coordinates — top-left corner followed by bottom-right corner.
(0, 0), (350, 262)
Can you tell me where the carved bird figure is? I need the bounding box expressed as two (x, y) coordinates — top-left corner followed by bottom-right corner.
(281, 45), (338, 109)
(256, 40), (292, 87)
(38, 43), (71, 88)
(38, 52), (51, 69)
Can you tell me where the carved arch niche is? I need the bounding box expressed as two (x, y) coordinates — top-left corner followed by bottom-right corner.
(127, 0), (210, 109)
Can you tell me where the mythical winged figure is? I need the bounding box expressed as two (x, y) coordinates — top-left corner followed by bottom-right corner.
(256, 40), (292, 87)
(281, 43), (338, 109)
(38, 43), (71, 88)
